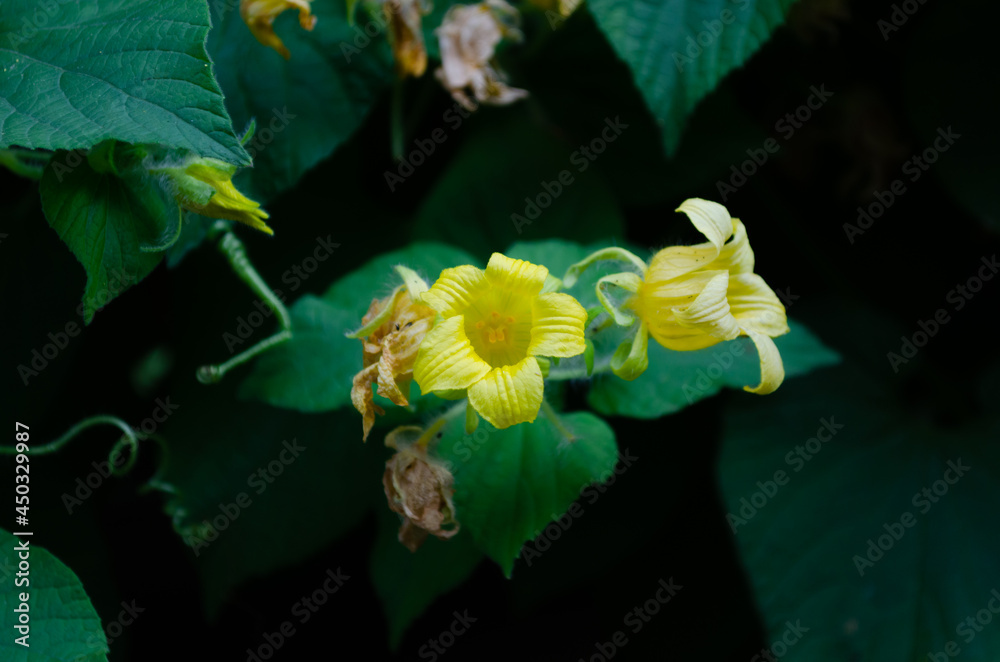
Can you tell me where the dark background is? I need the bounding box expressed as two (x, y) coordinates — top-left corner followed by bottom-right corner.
(2, 0), (998, 659)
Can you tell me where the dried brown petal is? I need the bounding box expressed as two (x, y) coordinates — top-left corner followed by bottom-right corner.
(351, 289), (435, 440)
(382, 425), (459, 551)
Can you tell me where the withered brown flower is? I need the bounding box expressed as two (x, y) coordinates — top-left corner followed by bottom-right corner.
(434, 0), (528, 110)
(382, 423), (460, 551)
(384, 0), (432, 78)
(351, 287), (436, 441)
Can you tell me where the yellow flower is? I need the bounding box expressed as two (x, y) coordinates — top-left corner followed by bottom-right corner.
(350, 285), (436, 441)
(566, 199), (789, 393)
(151, 157), (273, 235)
(240, 0), (317, 60)
(413, 253), (586, 429)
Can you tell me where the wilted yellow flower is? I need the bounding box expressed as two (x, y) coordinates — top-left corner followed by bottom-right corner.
(241, 0), (317, 60)
(413, 253), (586, 429)
(351, 285), (436, 441)
(435, 0), (528, 110)
(566, 199), (789, 393)
(385, 0), (431, 78)
(152, 157), (272, 235)
(383, 421), (459, 551)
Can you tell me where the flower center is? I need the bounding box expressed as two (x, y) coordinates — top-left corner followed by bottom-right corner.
(464, 297), (532, 368)
(474, 310), (515, 345)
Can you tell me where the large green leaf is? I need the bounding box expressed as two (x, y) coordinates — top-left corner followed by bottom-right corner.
(586, 0), (796, 155)
(39, 153), (169, 323)
(371, 508), (483, 649)
(0, 528), (108, 662)
(719, 365), (1000, 660)
(436, 410), (619, 577)
(240, 242), (477, 412)
(587, 320), (840, 418)
(0, 0), (248, 164)
(207, 0), (394, 200)
(412, 108), (626, 260)
(161, 396), (381, 616)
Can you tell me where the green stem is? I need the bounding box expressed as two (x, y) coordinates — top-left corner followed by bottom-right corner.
(197, 228), (293, 383)
(540, 399), (576, 441)
(415, 400), (469, 450)
(0, 149), (50, 180)
(197, 329), (292, 384)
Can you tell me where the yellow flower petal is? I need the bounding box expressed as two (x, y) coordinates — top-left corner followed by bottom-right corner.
(637, 270), (727, 350)
(484, 253), (548, 296)
(527, 292), (587, 358)
(728, 273), (790, 338)
(467, 356), (544, 429)
(420, 265), (489, 317)
(743, 329), (785, 394)
(413, 315), (491, 392)
(241, 0), (316, 60)
(645, 200), (748, 284)
(677, 198), (733, 252)
(671, 271), (742, 342)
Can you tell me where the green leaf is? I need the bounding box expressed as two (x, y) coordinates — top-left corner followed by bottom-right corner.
(587, 0), (796, 156)
(239, 295), (358, 411)
(587, 320), (840, 418)
(161, 398), (381, 616)
(240, 242), (477, 412)
(0, 0), (248, 164)
(371, 508), (483, 649)
(412, 108), (626, 260)
(207, 0), (394, 200)
(718, 365), (1000, 660)
(0, 528), (108, 662)
(39, 153), (169, 323)
(436, 410), (619, 576)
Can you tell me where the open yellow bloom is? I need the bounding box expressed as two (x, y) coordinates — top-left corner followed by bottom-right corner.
(566, 199), (788, 393)
(241, 0), (316, 60)
(413, 253), (586, 429)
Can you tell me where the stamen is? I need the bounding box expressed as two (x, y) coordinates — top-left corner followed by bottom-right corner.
(488, 329), (497, 343)
(505, 316), (515, 324)
(491, 311), (500, 319)
(475, 321), (485, 329)
(496, 328), (505, 342)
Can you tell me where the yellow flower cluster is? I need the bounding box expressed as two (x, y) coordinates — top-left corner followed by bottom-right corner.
(350, 199), (789, 440)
